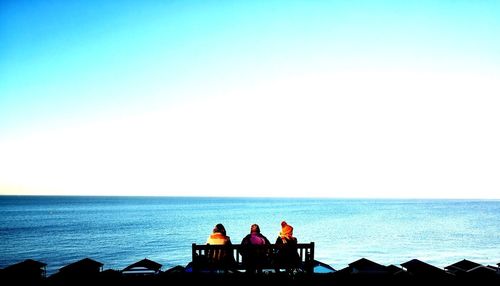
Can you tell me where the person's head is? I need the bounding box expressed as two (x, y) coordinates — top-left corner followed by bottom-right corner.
(280, 221), (293, 239)
(250, 224), (260, 234)
(213, 223), (226, 236)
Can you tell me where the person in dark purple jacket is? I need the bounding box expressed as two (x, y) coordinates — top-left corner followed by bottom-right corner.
(241, 224), (271, 273)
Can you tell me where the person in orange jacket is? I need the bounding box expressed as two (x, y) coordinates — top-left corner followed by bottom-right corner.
(274, 221), (300, 273)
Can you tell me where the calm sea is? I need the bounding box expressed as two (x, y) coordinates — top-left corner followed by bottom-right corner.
(0, 196), (499, 274)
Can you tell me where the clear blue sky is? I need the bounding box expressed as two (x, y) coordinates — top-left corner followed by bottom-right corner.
(1, 0), (499, 198)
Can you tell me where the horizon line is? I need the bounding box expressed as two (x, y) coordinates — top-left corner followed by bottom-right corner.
(1, 194), (499, 201)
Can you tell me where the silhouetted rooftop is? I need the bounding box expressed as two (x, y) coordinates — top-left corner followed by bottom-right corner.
(445, 259), (482, 272)
(2, 259), (47, 280)
(59, 258), (103, 274)
(4, 259), (47, 271)
(122, 258), (162, 274)
(401, 259), (446, 276)
(164, 265), (186, 273)
(348, 258), (387, 273)
(467, 265), (497, 275)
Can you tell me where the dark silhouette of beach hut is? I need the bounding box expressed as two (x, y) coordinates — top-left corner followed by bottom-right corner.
(445, 259), (482, 275)
(401, 259), (444, 275)
(487, 265), (498, 272)
(333, 258), (388, 277)
(47, 258), (103, 285)
(58, 258), (103, 276)
(462, 265), (499, 285)
(1, 259), (47, 284)
(331, 258), (390, 285)
(122, 258), (162, 275)
(347, 258), (388, 274)
(163, 265), (186, 273)
(401, 259), (450, 280)
(467, 265), (497, 275)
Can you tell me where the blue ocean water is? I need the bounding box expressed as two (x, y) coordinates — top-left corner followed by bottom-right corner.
(0, 196), (499, 275)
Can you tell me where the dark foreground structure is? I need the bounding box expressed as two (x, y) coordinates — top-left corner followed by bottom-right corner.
(1, 257), (499, 286)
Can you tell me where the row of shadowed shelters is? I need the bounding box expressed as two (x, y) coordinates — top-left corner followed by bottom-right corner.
(1, 257), (499, 285)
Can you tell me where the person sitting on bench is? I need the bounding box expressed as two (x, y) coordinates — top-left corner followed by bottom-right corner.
(241, 224), (271, 274)
(206, 223), (236, 271)
(274, 221), (300, 273)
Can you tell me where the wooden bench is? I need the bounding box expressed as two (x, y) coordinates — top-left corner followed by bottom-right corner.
(191, 242), (315, 274)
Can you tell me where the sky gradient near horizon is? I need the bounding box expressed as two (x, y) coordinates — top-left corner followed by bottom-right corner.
(1, 0), (500, 198)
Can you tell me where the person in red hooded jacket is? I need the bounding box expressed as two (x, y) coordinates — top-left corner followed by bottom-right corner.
(274, 221), (300, 273)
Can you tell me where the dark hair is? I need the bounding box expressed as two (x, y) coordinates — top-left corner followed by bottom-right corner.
(251, 224), (260, 233)
(214, 223), (226, 236)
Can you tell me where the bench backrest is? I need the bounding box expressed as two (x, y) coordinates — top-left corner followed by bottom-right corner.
(191, 242), (315, 273)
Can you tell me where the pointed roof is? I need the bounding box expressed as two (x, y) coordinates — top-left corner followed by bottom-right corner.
(467, 265), (497, 275)
(445, 259), (482, 272)
(164, 265), (186, 273)
(1, 259), (47, 281)
(122, 258), (162, 272)
(486, 265), (497, 270)
(3, 259), (47, 278)
(348, 258), (387, 272)
(401, 259), (445, 275)
(59, 258), (103, 273)
(4, 259), (47, 271)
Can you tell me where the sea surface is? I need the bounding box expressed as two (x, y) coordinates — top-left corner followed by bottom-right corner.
(1, 196), (499, 275)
